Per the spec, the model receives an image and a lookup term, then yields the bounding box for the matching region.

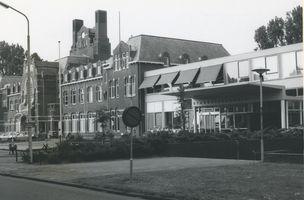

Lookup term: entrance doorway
[198,107,220,133]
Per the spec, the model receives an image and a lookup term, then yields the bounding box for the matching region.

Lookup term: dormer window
[80,69,84,79]
[64,73,68,82]
[179,53,190,64]
[159,52,170,67]
[97,65,102,75]
[71,71,76,80]
[198,55,208,61]
[88,67,92,77]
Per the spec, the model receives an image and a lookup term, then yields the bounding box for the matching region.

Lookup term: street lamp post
[0,1,33,163]
[252,68,270,162]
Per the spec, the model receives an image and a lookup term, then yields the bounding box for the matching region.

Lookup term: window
[164,57,170,66]
[110,80,115,99]
[110,109,116,131]
[125,78,129,96]
[80,113,86,133]
[88,67,92,77]
[116,109,120,131]
[97,65,102,75]
[296,51,303,75]
[126,52,129,68]
[72,114,78,133]
[238,60,249,81]
[79,69,84,79]
[79,88,84,103]
[96,85,102,102]
[266,56,278,79]
[114,55,118,71]
[71,71,76,80]
[131,76,135,96]
[115,79,119,98]
[22,90,25,104]
[281,52,297,77]
[103,71,107,83]
[88,113,96,133]
[87,87,93,103]
[64,73,68,82]
[15,99,18,111]
[225,62,238,83]
[63,91,68,105]
[252,57,266,80]
[71,90,76,105]
[10,100,14,111]
[122,53,125,69]
[64,114,71,134]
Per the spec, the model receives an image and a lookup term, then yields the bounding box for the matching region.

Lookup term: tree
[0,41,43,76]
[285,5,303,44]
[0,41,25,76]
[176,85,188,131]
[254,26,273,50]
[267,16,285,47]
[95,106,111,132]
[31,52,43,61]
[254,6,302,50]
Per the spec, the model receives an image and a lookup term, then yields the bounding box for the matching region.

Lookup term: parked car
[15,133,29,141]
[0,132,17,142]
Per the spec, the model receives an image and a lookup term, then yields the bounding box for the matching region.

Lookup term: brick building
[0,60,59,137]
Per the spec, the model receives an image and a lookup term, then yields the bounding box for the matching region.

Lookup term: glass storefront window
[252,57,265,80]
[238,60,249,82]
[281,52,297,77]
[225,62,238,84]
[266,56,279,79]
[296,51,303,75]
[235,114,247,128]
[155,113,162,128]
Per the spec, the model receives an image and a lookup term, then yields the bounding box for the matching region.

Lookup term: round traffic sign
[122,106,142,127]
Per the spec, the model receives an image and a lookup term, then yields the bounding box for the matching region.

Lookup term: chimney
[95,10,107,39]
[72,19,83,48]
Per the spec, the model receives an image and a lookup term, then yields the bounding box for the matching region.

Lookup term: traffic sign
[122,106,142,127]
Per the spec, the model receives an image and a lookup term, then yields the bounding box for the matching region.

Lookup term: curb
[0,173,177,200]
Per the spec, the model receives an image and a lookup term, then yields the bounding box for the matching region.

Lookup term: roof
[35,61,59,75]
[0,76,22,88]
[127,35,230,64]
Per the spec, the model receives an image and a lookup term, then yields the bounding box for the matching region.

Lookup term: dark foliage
[20,127,303,164]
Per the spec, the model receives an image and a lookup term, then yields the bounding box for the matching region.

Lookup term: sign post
[122,106,142,183]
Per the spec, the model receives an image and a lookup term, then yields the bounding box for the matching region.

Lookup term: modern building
[140,43,303,132]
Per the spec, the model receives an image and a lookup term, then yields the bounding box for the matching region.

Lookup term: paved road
[0,175,144,200]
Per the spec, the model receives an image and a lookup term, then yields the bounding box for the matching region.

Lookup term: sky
[0,0,302,62]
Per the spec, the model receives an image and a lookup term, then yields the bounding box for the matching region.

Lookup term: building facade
[0,60,60,136]
[140,43,303,132]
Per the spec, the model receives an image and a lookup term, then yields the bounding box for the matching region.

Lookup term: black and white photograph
[0,0,303,199]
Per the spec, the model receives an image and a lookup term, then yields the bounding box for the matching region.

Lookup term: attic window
[64,73,68,82]
[198,55,208,61]
[80,69,84,79]
[159,52,170,67]
[179,53,190,64]
[88,67,92,77]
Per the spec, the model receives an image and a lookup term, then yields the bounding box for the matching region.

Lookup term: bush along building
[140,43,303,133]
[0,60,59,137]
